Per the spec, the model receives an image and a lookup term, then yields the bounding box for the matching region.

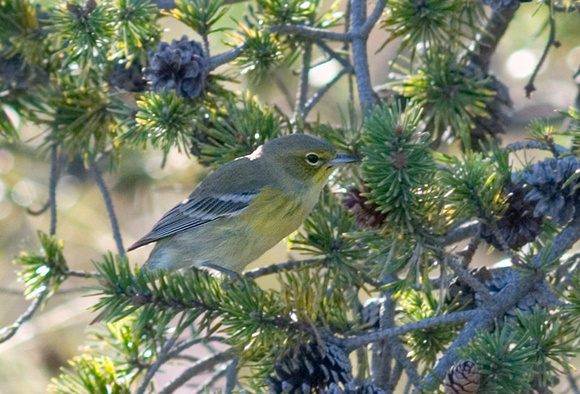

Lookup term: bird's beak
[327,153,361,166]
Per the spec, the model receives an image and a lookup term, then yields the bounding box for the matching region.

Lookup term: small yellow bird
[127,134,360,274]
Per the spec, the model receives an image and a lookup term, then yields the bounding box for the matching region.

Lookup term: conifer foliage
[1,0,580,392]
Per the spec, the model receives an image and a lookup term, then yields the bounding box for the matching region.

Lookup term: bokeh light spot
[505,49,538,79]
[566,46,580,71]
[309,59,341,87]
[0,150,14,174]
[12,180,38,207]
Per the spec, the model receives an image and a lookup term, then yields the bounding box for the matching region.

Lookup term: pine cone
[444,359,480,394]
[476,268,558,317]
[145,36,207,97]
[268,341,353,393]
[479,0,531,10]
[470,75,513,151]
[109,62,147,92]
[0,56,48,93]
[343,187,387,230]
[360,297,384,329]
[521,156,580,226]
[480,182,543,250]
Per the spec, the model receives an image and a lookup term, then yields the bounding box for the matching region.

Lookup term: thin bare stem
[293,40,313,125]
[390,337,420,390]
[389,361,404,393]
[224,357,238,394]
[27,200,49,216]
[91,162,125,257]
[350,0,374,112]
[136,335,179,394]
[158,350,235,394]
[269,24,349,42]
[443,222,480,246]
[360,0,388,37]
[316,40,352,69]
[446,254,492,305]
[208,44,246,70]
[342,309,478,351]
[0,290,48,344]
[194,368,227,394]
[65,269,99,279]
[166,336,227,360]
[504,140,568,155]
[201,33,210,59]
[49,145,60,236]
[244,259,321,278]
[525,6,558,98]
[423,216,580,389]
[303,67,352,118]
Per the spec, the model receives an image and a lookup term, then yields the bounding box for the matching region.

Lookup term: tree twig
[90,162,125,257]
[293,40,313,125]
[49,145,60,236]
[423,215,580,389]
[446,254,492,305]
[303,67,352,118]
[504,140,568,155]
[194,368,227,394]
[244,259,321,278]
[224,356,238,394]
[158,350,235,394]
[525,6,559,98]
[0,290,48,344]
[166,336,227,360]
[269,24,349,42]
[443,222,480,246]
[136,335,179,394]
[341,309,478,351]
[316,40,353,69]
[350,0,375,112]
[208,44,246,70]
[359,0,388,37]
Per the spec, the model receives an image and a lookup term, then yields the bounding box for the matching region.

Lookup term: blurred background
[0,1,579,392]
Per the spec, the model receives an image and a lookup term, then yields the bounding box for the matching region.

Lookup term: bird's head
[250,134,360,186]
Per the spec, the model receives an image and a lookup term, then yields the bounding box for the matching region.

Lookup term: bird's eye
[306,153,320,165]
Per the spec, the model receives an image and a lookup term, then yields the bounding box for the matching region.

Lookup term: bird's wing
[126,191,257,251]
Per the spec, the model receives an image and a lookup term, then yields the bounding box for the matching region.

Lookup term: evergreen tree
[1,0,580,392]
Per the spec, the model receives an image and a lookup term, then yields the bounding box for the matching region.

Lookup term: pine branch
[158,350,235,394]
[525,6,559,98]
[443,222,480,246]
[315,40,352,69]
[303,67,352,118]
[446,254,492,305]
[224,356,238,393]
[0,290,49,344]
[244,259,321,278]
[136,334,179,394]
[293,40,313,125]
[342,309,479,351]
[195,368,227,393]
[208,44,246,70]
[424,215,580,389]
[27,146,61,232]
[350,0,374,111]
[505,140,569,155]
[90,162,125,257]
[48,145,59,236]
[269,24,349,42]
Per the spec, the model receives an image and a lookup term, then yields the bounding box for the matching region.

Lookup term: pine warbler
[128,134,360,274]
